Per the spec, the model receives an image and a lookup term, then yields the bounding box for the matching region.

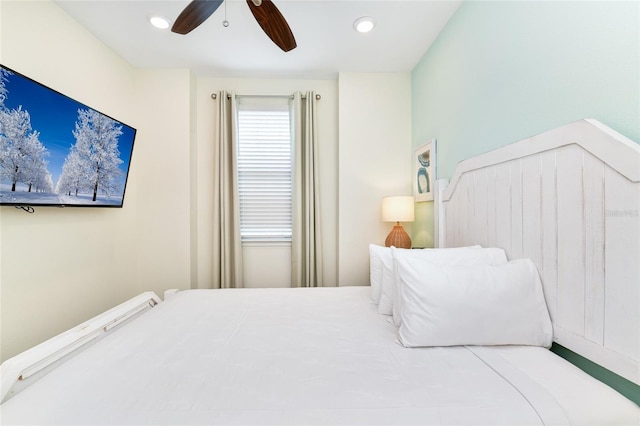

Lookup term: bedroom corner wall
[0,0,139,361]
[0,1,194,362]
[411,0,640,248]
[131,68,193,297]
[338,73,412,287]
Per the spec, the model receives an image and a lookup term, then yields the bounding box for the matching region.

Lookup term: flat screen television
[0,64,136,208]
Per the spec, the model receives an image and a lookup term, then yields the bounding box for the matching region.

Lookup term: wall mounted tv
[0,64,136,208]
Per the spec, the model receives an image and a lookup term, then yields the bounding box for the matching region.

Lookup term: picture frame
[414,139,436,202]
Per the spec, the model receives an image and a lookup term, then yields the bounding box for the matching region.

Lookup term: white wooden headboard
[439,119,639,385]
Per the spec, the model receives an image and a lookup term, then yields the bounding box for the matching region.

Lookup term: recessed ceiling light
[149,15,171,30]
[353,16,375,33]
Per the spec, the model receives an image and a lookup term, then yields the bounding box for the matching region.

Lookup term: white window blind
[237,99,292,242]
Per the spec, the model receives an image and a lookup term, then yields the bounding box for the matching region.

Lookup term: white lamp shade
[382,196,415,222]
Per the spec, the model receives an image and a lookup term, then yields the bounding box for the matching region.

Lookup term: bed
[1,119,638,425]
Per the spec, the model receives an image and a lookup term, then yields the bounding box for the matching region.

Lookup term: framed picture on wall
[414,139,436,202]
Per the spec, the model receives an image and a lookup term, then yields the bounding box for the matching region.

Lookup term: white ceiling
[54,0,462,79]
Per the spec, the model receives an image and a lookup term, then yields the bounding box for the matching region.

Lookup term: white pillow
[376,246,407,315]
[390,246,507,325]
[396,257,553,348]
[368,244,386,304]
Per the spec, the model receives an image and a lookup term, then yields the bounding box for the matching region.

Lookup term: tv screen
[0,65,136,208]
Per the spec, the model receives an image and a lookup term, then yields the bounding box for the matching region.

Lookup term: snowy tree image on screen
[0,65,135,207]
[56,109,123,201]
[0,69,52,195]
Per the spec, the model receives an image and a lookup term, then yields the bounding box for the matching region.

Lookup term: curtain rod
[211,93,321,100]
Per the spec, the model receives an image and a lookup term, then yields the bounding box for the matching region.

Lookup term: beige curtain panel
[212,90,244,288]
[291,91,323,287]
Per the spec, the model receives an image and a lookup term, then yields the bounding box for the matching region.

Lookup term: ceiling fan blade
[246,0,297,52]
[172,0,223,35]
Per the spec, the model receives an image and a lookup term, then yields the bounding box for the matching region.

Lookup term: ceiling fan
[171,0,297,52]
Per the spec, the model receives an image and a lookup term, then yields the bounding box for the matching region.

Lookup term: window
[236,99,292,242]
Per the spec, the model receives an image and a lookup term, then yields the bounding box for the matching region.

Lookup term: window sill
[241,240,292,248]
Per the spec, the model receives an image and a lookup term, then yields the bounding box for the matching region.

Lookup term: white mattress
[1,287,638,425]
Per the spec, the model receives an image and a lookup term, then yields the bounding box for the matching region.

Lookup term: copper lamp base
[385,223,411,249]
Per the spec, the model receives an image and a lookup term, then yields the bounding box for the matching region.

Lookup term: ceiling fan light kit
[171,0,296,52]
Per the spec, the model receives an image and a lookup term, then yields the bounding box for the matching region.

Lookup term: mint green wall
[411,0,639,248]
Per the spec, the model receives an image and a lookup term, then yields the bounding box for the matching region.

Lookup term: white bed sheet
[1,287,638,425]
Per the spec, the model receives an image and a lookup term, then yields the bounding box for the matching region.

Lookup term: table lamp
[382,196,414,249]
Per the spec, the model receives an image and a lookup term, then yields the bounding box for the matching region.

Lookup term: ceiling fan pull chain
[223,0,229,27]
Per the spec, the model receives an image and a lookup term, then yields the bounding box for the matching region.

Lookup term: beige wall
[0,1,414,360]
[0,0,141,361]
[338,73,413,286]
[0,1,194,361]
[132,68,193,296]
[195,75,413,289]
